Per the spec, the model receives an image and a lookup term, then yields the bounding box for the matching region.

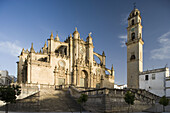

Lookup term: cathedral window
[130,55,136,60]
[64,48,67,55]
[145,75,149,81]
[132,19,134,25]
[131,33,135,40]
[136,12,138,15]
[55,46,67,55]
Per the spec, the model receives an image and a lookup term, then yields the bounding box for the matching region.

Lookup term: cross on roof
[133,2,136,9]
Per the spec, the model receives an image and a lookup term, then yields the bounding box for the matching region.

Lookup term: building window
[136,12,138,15]
[131,33,135,40]
[152,74,155,80]
[145,75,149,81]
[132,19,134,25]
[130,55,136,60]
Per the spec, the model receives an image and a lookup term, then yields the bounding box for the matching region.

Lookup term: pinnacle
[30,43,35,53]
[55,34,60,41]
[50,32,54,40]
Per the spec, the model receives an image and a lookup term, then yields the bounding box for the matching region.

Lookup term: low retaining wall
[70,86,159,113]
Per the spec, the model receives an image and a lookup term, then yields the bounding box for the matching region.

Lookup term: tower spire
[55,34,60,41]
[30,43,35,53]
[50,32,54,40]
[111,64,114,71]
[102,51,105,56]
[44,41,47,48]
[21,48,25,55]
[22,48,25,53]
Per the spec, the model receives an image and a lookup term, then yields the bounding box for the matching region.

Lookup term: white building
[166,77,170,98]
[114,84,127,89]
[0,70,12,85]
[139,67,170,97]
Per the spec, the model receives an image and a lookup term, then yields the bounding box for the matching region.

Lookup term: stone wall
[70,86,159,113]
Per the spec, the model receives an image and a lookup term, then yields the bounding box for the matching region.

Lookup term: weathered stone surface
[0,87,83,112]
[17,28,115,89]
[70,86,159,113]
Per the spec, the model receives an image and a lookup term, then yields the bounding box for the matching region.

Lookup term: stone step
[0,88,85,112]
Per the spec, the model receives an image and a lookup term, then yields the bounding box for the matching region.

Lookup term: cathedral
[17,28,115,88]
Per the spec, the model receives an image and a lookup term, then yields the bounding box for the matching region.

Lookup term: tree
[159,96,169,112]
[0,85,21,113]
[124,91,135,113]
[77,94,88,113]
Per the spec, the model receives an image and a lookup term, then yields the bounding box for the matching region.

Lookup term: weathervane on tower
[133,2,136,9]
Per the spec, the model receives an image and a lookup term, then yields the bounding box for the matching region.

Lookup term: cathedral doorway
[80,70,88,88]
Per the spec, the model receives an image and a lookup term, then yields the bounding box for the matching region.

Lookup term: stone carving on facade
[17,28,115,88]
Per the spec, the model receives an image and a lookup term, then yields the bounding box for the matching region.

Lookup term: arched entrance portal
[80,70,88,88]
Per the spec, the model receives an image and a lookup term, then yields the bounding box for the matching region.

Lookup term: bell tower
[126,7,144,88]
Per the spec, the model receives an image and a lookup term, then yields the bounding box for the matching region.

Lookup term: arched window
[136,12,138,15]
[131,33,135,40]
[132,19,134,25]
[130,55,136,60]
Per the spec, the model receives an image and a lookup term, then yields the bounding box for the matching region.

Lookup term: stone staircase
[0,87,83,112]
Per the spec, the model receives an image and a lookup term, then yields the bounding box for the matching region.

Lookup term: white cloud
[119,35,127,47]
[121,14,129,25]
[0,41,22,57]
[151,31,170,60]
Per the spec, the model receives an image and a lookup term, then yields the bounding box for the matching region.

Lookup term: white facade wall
[166,79,170,97]
[114,84,127,89]
[0,70,12,85]
[139,71,166,97]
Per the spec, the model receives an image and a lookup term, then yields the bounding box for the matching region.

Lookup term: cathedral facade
[17,28,114,88]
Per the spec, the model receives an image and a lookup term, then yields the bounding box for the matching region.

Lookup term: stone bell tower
[126,7,144,88]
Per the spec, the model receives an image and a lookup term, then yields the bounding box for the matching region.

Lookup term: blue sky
[0,0,170,84]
